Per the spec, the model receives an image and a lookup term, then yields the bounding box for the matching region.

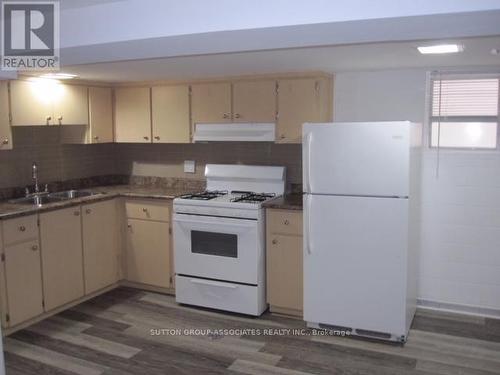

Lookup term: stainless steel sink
[9,195,65,206]
[48,190,100,199]
[9,190,102,206]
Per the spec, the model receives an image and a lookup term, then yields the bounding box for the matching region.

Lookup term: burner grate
[231,192,276,203]
[180,190,228,200]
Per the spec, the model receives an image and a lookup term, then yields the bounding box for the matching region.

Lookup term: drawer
[175,275,265,316]
[125,199,170,222]
[3,215,38,246]
[267,209,302,236]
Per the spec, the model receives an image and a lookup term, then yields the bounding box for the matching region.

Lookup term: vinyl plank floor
[4,287,500,375]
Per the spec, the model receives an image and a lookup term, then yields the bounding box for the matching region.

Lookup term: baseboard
[417,299,500,319]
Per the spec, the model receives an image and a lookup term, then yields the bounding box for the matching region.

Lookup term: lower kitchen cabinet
[39,206,85,311]
[3,240,44,326]
[266,209,303,316]
[126,218,171,288]
[82,199,120,294]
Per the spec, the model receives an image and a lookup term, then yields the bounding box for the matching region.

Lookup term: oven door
[173,213,261,285]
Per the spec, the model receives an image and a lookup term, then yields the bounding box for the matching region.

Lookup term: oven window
[191,231,238,258]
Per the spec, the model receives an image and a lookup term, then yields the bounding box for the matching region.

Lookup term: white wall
[334,69,500,315]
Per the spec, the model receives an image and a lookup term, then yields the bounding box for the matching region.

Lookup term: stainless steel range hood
[193,123,275,142]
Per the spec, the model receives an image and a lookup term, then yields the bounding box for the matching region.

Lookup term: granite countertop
[0,184,197,220]
[262,193,303,210]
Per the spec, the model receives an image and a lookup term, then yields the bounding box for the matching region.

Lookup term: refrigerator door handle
[305,194,313,254]
[304,131,313,193]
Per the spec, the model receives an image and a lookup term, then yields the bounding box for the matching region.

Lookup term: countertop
[0,184,197,220]
[262,193,303,211]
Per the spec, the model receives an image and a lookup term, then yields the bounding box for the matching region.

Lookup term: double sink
[9,190,102,207]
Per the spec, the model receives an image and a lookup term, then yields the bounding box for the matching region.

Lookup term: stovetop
[178,190,277,205]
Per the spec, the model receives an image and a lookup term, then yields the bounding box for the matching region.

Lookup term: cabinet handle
[85,208,92,214]
[280,134,286,139]
[19,225,26,232]
[74,211,80,216]
[57,116,63,122]
[127,224,132,229]
[142,208,148,213]
[2,139,8,145]
[154,136,160,140]
[284,219,290,225]
[144,136,149,140]
[234,113,241,119]
[46,116,51,124]
[31,244,38,251]
[223,113,230,119]
[94,136,99,141]
[272,239,278,245]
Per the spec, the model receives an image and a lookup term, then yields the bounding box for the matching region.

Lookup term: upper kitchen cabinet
[54,84,88,125]
[115,87,152,143]
[191,82,231,124]
[9,79,53,126]
[0,81,12,150]
[151,85,190,143]
[232,80,277,123]
[10,80,89,126]
[276,77,333,143]
[89,87,114,143]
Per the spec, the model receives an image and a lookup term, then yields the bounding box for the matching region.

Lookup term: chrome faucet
[32,162,40,193]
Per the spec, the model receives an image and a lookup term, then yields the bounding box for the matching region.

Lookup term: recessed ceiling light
[417,44,464,54]
[39,73,78,80]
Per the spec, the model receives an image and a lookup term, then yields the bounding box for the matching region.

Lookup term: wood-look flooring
[4,287,500,374]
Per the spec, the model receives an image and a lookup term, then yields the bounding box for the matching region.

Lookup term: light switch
[184,160,195,173]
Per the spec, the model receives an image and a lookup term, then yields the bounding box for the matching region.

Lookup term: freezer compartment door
[303,121,410,197]
[304,194,409,336]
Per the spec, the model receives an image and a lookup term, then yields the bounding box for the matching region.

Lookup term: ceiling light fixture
[39,73,78,80]
[417,44,463,54]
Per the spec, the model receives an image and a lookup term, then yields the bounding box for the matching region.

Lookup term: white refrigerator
[303,121,421,343]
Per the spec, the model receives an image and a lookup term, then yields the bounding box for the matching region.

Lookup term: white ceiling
[61,36,500,83]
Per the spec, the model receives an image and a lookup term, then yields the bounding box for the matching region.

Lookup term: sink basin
[9,195,65,206]
[49,190,100,199]
[9,190,102,206]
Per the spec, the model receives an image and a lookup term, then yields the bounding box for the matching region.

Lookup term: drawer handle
[142,208,148,212]
[85,208,92,214]
[19,225,26,232]
[154,136,160,140]
[272,239,278,245]
[2,139,8,145]
[284,220,290,225]
[143,136,149,140]
[31,245,38,251]
[74,211,80,216]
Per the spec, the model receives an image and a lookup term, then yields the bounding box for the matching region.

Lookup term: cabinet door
[277,78,331,143]
[89,87,113,143]
[115,87,152,143]
[0,81,12,150]
[232,80,276,122]
[4,240,44,326]
[55,84,88,125]
[266,234,303,313]
[152,85,190,143]
[9,80,53,126]
[126,219,170,288]
[82,200,119,294]
[191,82,231,124]
[40,206,84,311]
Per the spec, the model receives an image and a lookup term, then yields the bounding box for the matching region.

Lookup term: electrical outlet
[184,160,195,173]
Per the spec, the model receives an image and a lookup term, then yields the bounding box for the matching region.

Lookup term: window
[430,75,500,149]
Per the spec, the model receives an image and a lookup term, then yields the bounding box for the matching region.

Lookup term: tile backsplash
[0,128,302,191]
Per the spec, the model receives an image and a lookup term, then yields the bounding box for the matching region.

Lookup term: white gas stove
[173,164,285,316]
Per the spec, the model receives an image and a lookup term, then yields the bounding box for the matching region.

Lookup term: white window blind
[430,75,500,149]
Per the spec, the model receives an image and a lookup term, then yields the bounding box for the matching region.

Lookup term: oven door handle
[190,278,238,289]
[174,216,257,228]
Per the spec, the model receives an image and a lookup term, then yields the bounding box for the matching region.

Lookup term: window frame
[428,72,500,151]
